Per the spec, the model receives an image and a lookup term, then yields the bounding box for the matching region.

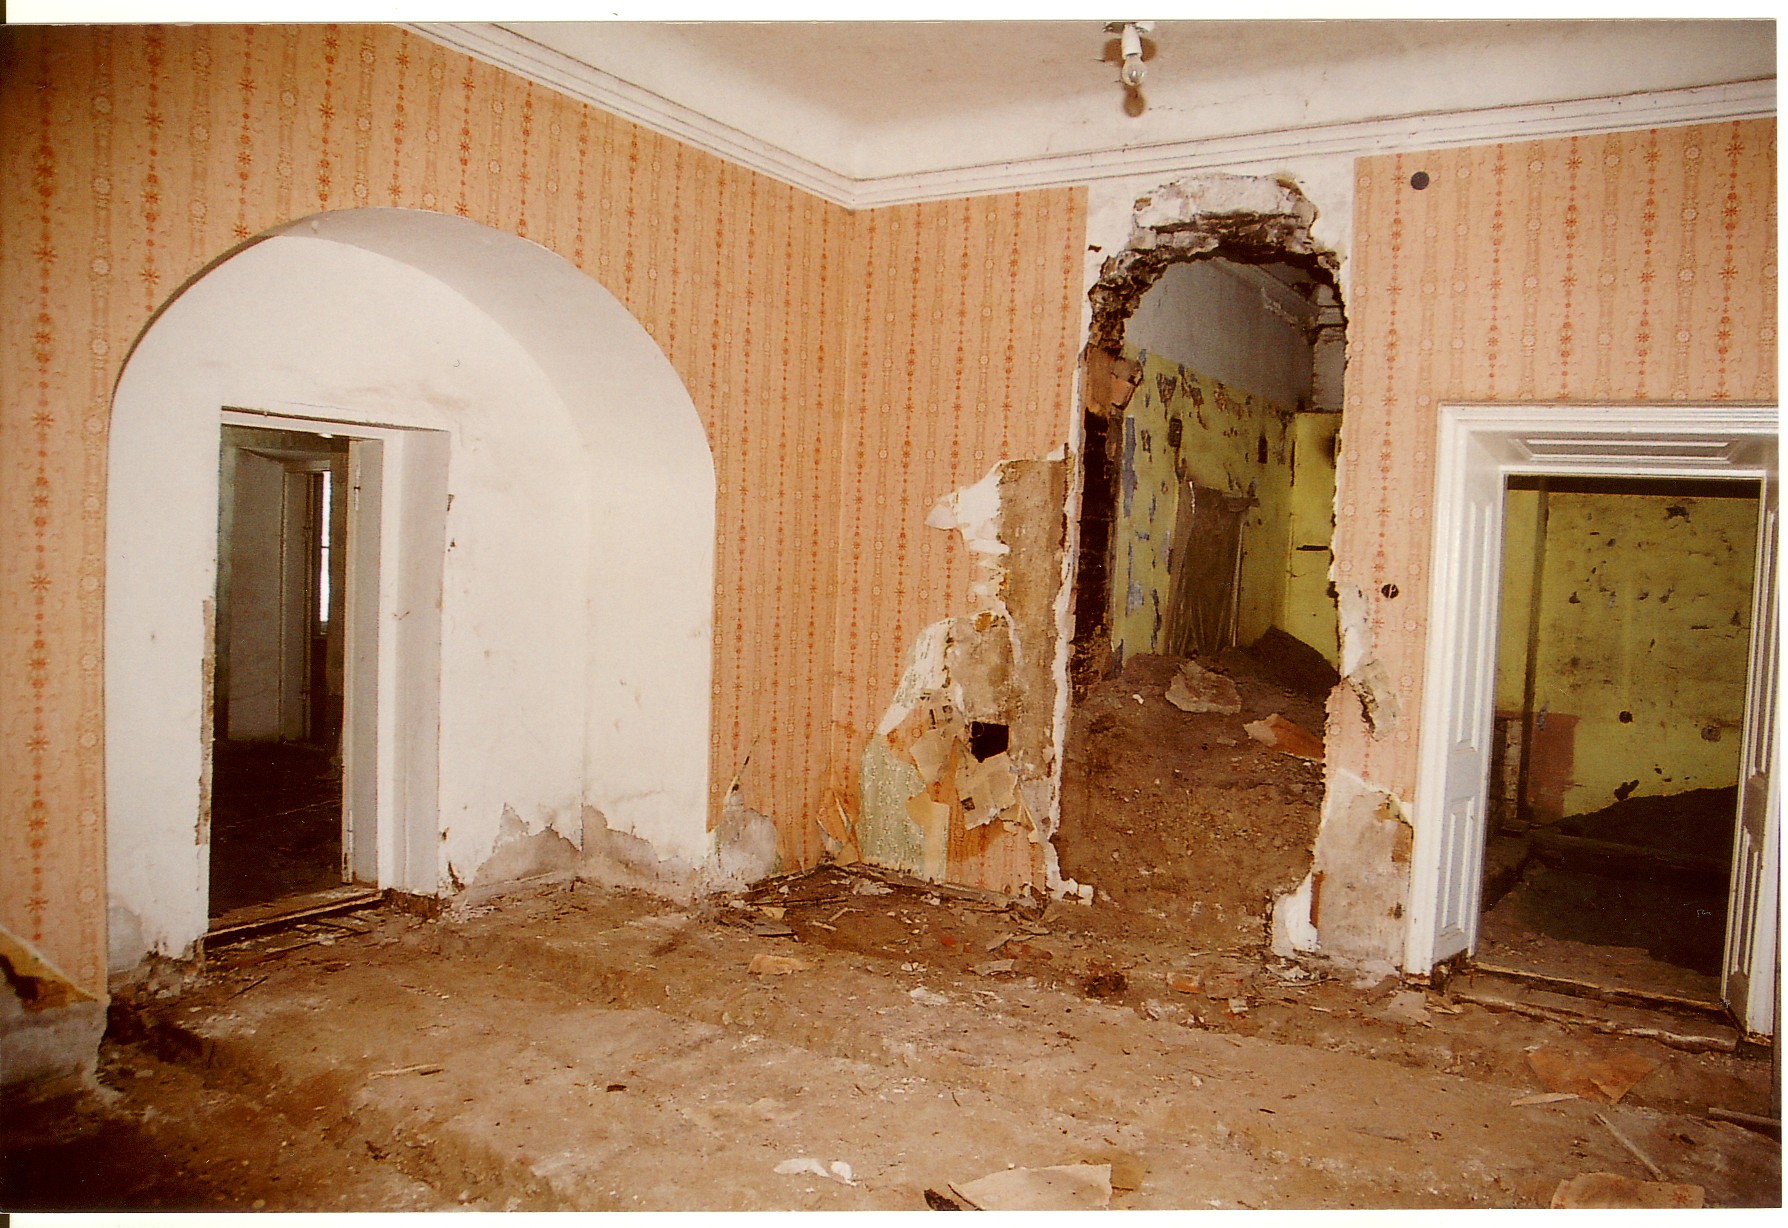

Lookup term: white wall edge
[409,22,1776,211]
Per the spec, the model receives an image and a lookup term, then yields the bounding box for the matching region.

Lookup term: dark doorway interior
[210,426,352,924]
[1475,475,1760,1006]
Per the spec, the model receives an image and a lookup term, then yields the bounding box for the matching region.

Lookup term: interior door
[1723,474,1778,1037]
[1421,435,1507,966]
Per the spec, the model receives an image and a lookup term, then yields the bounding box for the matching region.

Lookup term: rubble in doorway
[1056,645,1326,959]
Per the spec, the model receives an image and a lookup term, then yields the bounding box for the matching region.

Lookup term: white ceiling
[422,18,1775,206]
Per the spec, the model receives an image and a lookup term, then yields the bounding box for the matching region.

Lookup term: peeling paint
[859,736,927,874]
[576,805,701,903]
[471,805,583,890]
[1287,765,1413,966]
[708,794,781,889]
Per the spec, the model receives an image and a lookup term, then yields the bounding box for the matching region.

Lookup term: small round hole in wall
[1410,171,1431,190]
[1619,710,1634,723]
[1381,583,1400,599]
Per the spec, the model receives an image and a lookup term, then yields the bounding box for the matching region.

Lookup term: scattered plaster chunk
[1243,713,1324,761]
[1165,660,1242,714]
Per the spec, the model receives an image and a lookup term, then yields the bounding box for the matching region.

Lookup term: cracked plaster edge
[1272,764,1416,969]
[1083,165,1357,316]
[1334,581,1401,737]
[1048,367,1094,903]
[858,460,1093,897]
[457,791,783,911]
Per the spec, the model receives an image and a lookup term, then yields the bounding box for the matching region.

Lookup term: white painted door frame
[1407,403,1778,1032]
[220,408,450,899]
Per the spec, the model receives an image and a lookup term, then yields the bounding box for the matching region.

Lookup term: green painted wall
[1110,347,1308,663]
[1496,484,1759,818]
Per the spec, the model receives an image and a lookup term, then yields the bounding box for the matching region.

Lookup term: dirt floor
[3,652,1780,1213]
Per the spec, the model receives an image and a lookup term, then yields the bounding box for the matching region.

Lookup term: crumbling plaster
[853,460,1075,898]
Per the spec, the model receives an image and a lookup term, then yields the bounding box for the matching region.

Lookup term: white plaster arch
[106,209,714,971]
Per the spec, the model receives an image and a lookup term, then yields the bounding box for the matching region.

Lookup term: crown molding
[412,23,1776,211]
[410,22,860,205]
[847,78,1779,207]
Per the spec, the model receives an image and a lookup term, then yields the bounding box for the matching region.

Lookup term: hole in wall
[967,721,1010,762]
[1057,177,1347,957]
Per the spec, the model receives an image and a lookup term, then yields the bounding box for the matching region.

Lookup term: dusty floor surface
[3,653,1779,1213]
[1478,785,1738,1005]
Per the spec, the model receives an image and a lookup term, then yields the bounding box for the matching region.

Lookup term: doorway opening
[210,425,362,927]
[1475,474,1761,1006]
[1057,176,1349,961]
[1406,402,1777,1039]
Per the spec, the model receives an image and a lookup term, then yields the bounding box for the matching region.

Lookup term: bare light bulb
[1119,22,1146,89]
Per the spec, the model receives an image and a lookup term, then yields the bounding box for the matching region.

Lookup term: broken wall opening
[1058,174,1347,950]
[1477,474,1761,1004]
[1072,184,1346,696]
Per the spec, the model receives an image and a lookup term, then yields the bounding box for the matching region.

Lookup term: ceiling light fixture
[1106,20,1154,91]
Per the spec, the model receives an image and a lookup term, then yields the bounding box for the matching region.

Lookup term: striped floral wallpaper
[1333,120,1778,802]
[823,193,1087,835]
[0,23,1088,995]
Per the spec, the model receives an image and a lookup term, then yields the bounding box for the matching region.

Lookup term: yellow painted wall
[1279,411,1342,665]
[1110,347,1295,662]
[1496,488,1545,712]
[1496,485,1758,818]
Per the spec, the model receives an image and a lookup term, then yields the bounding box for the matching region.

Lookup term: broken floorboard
[739,862,1028,913]
[1451,971,1744,1056]
[207,884,383,945]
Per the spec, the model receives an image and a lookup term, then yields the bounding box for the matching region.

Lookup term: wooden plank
[1529,830,1729,883]
[207,884,382,943]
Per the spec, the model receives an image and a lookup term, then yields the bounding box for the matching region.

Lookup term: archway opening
[106,209,715,975]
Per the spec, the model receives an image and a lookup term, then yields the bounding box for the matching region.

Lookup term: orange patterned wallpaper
[821,193,1086,849]
[0,24,1088,995]
[1333,120,1777,802]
